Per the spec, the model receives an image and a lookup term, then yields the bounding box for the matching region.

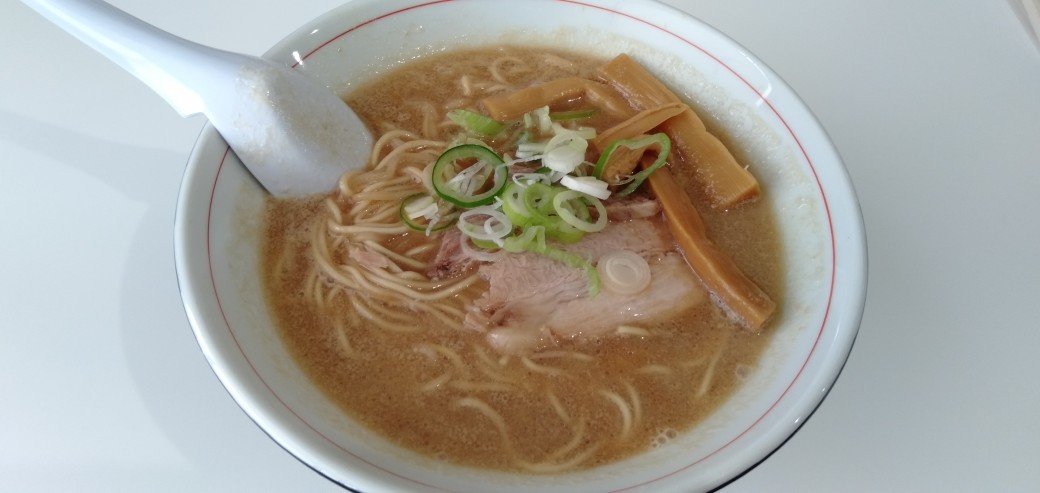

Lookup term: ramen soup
[261,47,782,473]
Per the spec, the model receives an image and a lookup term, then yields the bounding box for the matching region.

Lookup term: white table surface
[3,0,1039,491]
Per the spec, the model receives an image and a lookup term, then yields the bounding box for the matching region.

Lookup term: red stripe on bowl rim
[204,1,838,490]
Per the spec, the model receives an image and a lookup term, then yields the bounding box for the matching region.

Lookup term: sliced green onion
[550,108,597,121]
[402,194,436,219]
[499,182,586,244]
[571,161,596,177]
[420,161,436,194]
[518,143,547,153]
[457,206,512,244]
[619,154,670,197]
[399,194,457,234]
[594,133,671,196]
[552,123,596,140]
[523,182,558,216]
[516,130,531,145]
[560,175,611,200]
[533,106,552,133]
[515,142,547,158]
[448,109,504,137]
[542,133,588,173]
[553,190,607,233]
[511,172,551,188]
[502,183,530,221]
[471,237,501,250]
[432,145,508,207]
[529,183,584,242]
[551,221,585,244]
[502,225,547,253]
[597,250,651,295]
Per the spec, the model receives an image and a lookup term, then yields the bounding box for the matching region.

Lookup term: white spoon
[22,0,372,197]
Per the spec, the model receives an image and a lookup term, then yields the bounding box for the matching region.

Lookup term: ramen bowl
[174,0,866,491]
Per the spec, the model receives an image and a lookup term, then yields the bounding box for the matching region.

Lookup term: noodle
[328,223,409,235]
[421,371,453,392]
[616,325,651,337]
[474,347,518,384]
[516,420,600,473]
[456,397,513,452]
[521,357,570,377]
[351,296,420,333]
[370,129,421,167]
[696,331,734,397]
[543,418,588,462]
[460,74,473,97]
[698,346,726,398]
[546,390,572,424]
[599,389,634,440]
[416,343,470,376]
[540,53,580,72]
[449,380,515,393]
[518,443,602,474]
[529,350,595,362]
[636,364,673,376]
[624,381,643,426]
[490,55,528,85]
[331,317,358,358]
[405,243,437,256]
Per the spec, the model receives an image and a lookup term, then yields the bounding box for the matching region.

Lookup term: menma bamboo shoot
[645,163,776,330]
[591,102,685,151]
[597,54,760,209]
[480,77,633,122]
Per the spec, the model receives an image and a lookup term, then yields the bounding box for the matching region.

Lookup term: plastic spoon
[21,0,372,197]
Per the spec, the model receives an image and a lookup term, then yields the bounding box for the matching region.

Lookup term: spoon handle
[21,0,239,116]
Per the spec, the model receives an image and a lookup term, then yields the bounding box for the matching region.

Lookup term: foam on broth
[261,46,782,472]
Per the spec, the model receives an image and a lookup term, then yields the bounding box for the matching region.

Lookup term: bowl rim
[174,0,868,491]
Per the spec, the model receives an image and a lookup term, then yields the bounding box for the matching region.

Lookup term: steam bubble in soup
[261,46,782,472]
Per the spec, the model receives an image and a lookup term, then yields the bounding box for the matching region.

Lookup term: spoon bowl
[22,0,372,197]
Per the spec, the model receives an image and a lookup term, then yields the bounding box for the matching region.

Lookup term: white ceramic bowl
[175,0,867,491]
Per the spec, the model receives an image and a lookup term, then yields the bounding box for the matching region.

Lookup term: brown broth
[261,47,782,472]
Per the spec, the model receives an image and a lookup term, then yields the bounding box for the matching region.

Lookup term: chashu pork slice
[465,218,706,354]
